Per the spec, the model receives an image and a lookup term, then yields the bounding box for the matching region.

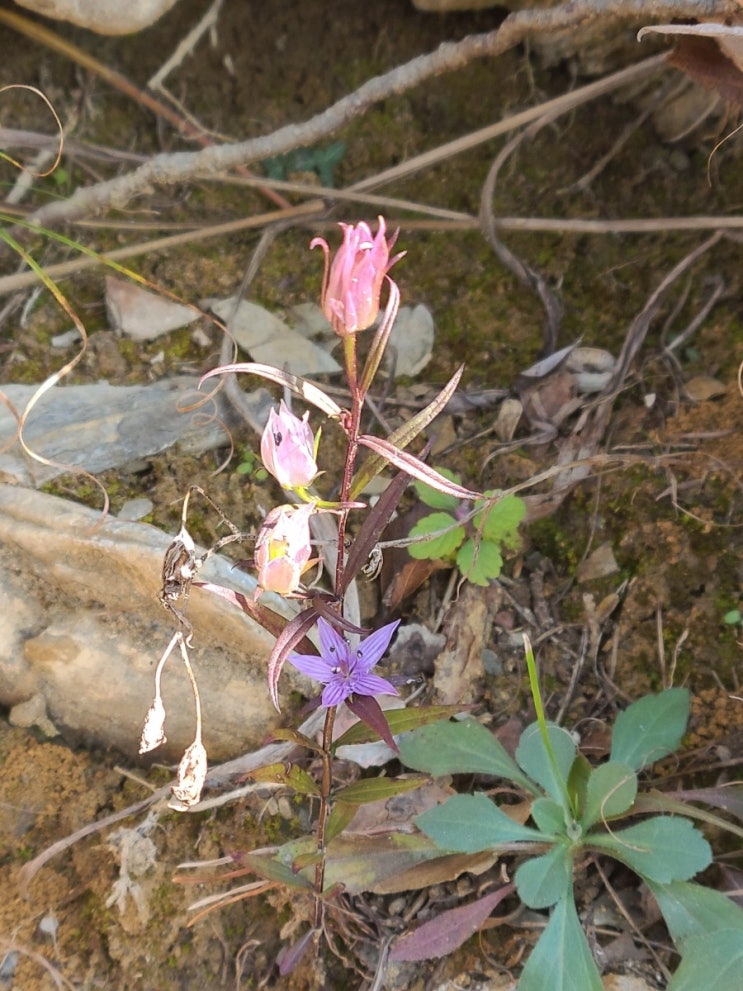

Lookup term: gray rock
[0,484,304,760]
[0,378,230,486]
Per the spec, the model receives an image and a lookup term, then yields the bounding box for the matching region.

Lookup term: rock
[0,484,305,761]
[105,276,199,341]
[0,378,232,486]
[12,0,182,35]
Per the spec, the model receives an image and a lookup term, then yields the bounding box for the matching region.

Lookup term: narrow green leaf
[399,719,537,793]
[478,493,525,544]
[590,817,712,883]
[334,775,426,806]
[515,845,573,909]
[581,761,638,830]
[645,879,743,946]
[249,762,320,796]
[335,704,467,748]
[237,851,314,891]
[610,688,690,771]
[416,794,544,853]
[413,469,462,511]
[408,512,465,559]
[516,723,577,809]
[456,538,503,585]
[669,930,743,991]
[517,895,603,991]
[325,801,358,844]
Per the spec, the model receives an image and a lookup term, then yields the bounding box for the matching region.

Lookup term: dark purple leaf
[340,468,411,594]
[346,694,399,753]
[267,607,319,710]
[390,884,514,962]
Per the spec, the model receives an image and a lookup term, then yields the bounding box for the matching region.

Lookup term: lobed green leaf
[515,844,574,909]
[590,816,712,883]
[610,688,690,771]
[416,793,543,853]
[399,718,536,792]
[408,512,465,559]
[517,894,603,991]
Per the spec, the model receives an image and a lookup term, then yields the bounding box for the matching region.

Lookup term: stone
[0,378,231,486]
[12,0,182,35]
[0,484,305,761]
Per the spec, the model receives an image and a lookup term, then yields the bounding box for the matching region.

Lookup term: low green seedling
[408,470,525,585]
[397,643,743,989]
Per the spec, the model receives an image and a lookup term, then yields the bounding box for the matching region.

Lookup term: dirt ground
[0,0,741,989]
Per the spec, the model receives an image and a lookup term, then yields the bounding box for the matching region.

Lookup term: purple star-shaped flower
[288,618,400,708]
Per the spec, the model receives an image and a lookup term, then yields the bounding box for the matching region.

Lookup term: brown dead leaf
[669,36,743,105]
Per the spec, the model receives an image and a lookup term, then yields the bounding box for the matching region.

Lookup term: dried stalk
[17,0,737,230]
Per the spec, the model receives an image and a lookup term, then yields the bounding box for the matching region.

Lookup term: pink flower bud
[311,216,402,336]
[254,502,315,596]
[260,401,318,490]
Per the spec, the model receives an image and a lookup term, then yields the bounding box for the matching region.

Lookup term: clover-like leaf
[476,493,525,545]
[456,538,503,585]
[408,512,465,560]
[413,468,462,511]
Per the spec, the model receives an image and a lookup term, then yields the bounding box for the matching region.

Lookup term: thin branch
[19,0,736,229]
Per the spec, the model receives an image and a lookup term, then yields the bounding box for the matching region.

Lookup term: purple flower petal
[317,618,350,666]
[322,680,352,707]
[288,652,333,683]
[353,673,399,698]
[353,619,400,673]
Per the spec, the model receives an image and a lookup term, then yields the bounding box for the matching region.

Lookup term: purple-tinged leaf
[311,595,368,635]
[669,785,743,821]
[357,435,481,500]
[277,928,317,976]
[349,365,465,499]
[390,884,514,962]
[200,361,343,419]
[267,607,320,711]
[346,694,399,753]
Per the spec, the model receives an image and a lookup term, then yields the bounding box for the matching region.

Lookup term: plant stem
[312,703,337,929]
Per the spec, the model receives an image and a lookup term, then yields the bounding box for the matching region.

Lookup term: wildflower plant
[140,215,490,961]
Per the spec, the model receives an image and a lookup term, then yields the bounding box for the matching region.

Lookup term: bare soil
[0,1,741,989]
